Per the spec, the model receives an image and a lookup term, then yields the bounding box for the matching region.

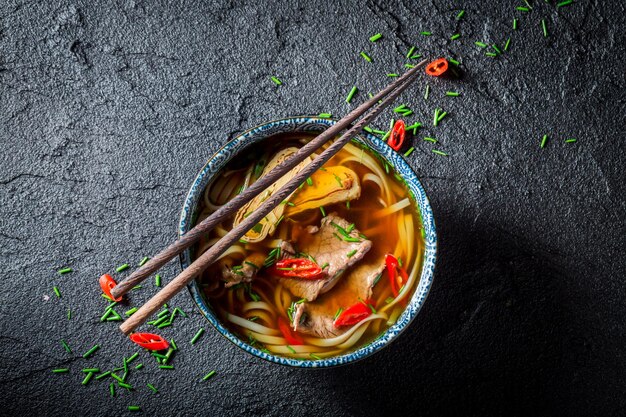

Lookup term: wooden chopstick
[111,61,428,299]
[119,59,427,335]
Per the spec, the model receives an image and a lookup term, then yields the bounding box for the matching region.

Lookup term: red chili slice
[269,258,324,280]
[387,120,405,151]
[425,58,449,77]
[129,332,170,351]
[278,317,304,345]
[99,273,122,302]
[334,300,374,327]
[385,254,409,298]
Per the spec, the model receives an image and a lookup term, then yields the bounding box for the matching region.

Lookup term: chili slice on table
[385,254,409,298]
[99,273,122,302]
[129,332,170,351]
[278,317,304,345]
[388,120,406,151]
[269,258,324,279]
[334,300,375,327]
[425,58,449,77]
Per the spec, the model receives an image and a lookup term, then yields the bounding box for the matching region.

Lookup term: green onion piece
[135,363,143,370]
[82,368,100,373]
[202,370,217,381]
[360,51,372,62]
[504,37,512,51]
[433,108,439,126]
[386,73,398,77]
[346,250,357,258]
[270,76,282,86]
[393,104,407,112]
[82,344,100,358]
[565,138,577,143]
[334,307,343,320]
[52,368,69,373]
[404,63,415,69]
[131,285,142,290]
[345,86,358,103]
[318,113,332,118]
[410,53,422,60]
[475,41,487,48]
[446,91,460,97]
[126,352,139,364]
[541,19,548,37]
[128,406,141,412]
[437,111,448,123]
[346,200,351,209]
[125,307,138,316]
[420,31,432,36]
[513,19,519,30]
[485,52,498,57]
[147,383,158,393]
[159,365,174,370]
[58,267,72,274]
[82,372,94,385]
[67,308,71,320]
[404,147,415,157]
[363,126,374,133]
[191,328,205,345]
[424,85,430,100]
[286,345,296,353]
[456,10,465,19]
[119,382,133,390]
[310,353,322,360]
[423,137,438,143]
[320,206,326,217]
[517,6,530,12]
[450,33,461,41]
[95,371,111,380]
[448,58,460,66]
[61,339,72,353]
[369,33,382,42]
[116,264,129,272]
[53,286,61,298]
[174,307,187,318]
[406,46,415,58]
[111,373,124,383]
[492,44,502,54]
[106,309,122,322]
[432,149,449,156]
[155,274,161,287]
[138,256,149,266]
[541,134,549,148]
[557,0,573,7]
[385,296,395,304]
[109,383,115,397]
[306,177,313,187]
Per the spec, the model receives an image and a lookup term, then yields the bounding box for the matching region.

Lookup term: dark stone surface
[1,0,625,416]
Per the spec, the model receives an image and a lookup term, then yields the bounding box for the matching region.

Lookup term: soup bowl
[179,116,437,367]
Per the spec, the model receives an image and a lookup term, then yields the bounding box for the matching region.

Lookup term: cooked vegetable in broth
[193,133,425,360]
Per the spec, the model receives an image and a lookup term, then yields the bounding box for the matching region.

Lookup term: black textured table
[1,1,625,416]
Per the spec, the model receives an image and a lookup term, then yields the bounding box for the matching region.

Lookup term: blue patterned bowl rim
[179,116,437,368]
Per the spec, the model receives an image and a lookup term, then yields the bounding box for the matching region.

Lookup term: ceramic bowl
[179,116,437,367]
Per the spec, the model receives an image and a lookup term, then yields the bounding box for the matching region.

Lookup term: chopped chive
[306,177,313,186]
[517,6,530,12]
[333,173,344,187]
[106,309,122,322]
[131,285,142,290]
[147,383,158,393]
[170,339,178,351]
[82,344,100,358]
[52,368,69,373]
[159,365,174,370]
[424,85,430,100]
[410,53,422,60]
[433,108,439,126]
[82,372,94,385]
[450,33,461,41]
[318,113,332,118]
[202,370,217,381]
[485,52,498,57]
[557,0,573,7]
[125,307,138,316]
[138,256,149,266]
[119,382,133,390]
[404,147,415,157]
[286,345,296,353]
[67,308,71,320]
[345,86,358,103]
[321,262,329,270]
[541,19,548,37]
[541,134,549,148]
[126,352,139,364]
[513,19,519,30]
[116,264,129,272]
[437,111,448,123]
[310,353,322,360]
[109,383,115,397]
[448,58,459,66]
[504,37,512,51]
[475,41,488,48]
[95,371,111,380]
[174,307,187,318]
[492,44,502,55]
[82,368,100,373]
[369,33,382,42]
[423,137,438,143]
[404,63,415,69]
[406,46,415,58]
[406,122,421,130]
[373,273,383,287]
[135,363,143,370]
[456,9,465,19]
[346,200,351,209]
[128,406,141,412]
[61,339,72,354]
[111,373,124,383]
[320,206,326,217]
[385,296,395,304]
[155,274,161,287]
[360,51,372,62]
[386,73,398,77]
[346,250,357,258]
[432,149,449,156]
[191,328,205,345]
[393,104,407,112]
[334,307,343,320]
[565,138,577,143]
[53,286,61,298]
[420,31,432,36]
[445,91,460,97]
[363,126,374,133]
[270,76,282,86]
[58,267,72,275]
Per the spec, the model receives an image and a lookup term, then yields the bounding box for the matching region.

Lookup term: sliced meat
[293,259,385,338]
[276,213,371,301]
[221,252,265,288]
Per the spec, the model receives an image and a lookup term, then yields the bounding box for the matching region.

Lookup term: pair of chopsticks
[114,59,428,335]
